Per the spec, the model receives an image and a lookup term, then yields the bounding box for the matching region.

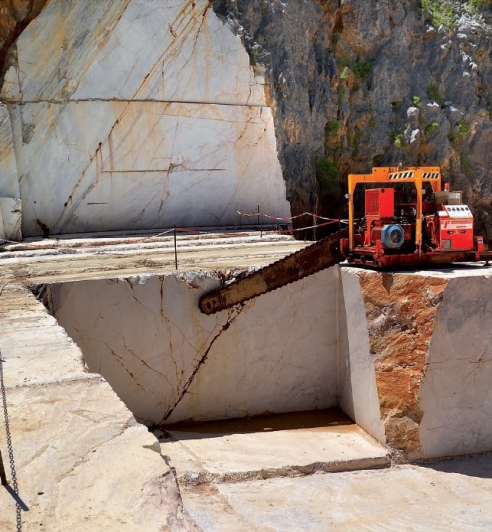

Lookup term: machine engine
[362,186,476,254]
[345,167,485,267]
[363,188,412,250]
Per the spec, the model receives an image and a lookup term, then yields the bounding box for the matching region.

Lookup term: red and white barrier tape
[236,210,338,222]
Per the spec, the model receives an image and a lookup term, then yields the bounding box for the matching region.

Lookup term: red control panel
[438,205,474,251]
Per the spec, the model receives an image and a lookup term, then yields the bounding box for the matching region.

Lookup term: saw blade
[199,230,346,315]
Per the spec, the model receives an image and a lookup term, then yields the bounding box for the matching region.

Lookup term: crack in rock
[160,306,243,423]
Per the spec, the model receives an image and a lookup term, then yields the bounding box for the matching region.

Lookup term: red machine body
[434,204,474,251]
[365,188,394,218]
[199,166,492,315]
[341,167,484,267]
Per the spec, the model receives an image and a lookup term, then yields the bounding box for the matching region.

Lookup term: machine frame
[343,166,484,266]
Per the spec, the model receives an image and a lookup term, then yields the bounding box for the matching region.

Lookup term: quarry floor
[1,229,492,530]
[159,413,492,531]
[179,453,492,531]
[0,228,310,283]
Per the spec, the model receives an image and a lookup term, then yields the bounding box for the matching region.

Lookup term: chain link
[0,349,22,531]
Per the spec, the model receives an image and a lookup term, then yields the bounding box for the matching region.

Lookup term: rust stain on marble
[358,272,448,454]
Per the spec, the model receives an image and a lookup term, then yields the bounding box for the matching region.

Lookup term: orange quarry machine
[199,166,491,315]
[341,166,485,266]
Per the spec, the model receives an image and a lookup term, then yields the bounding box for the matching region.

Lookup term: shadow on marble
[420,452,492,479]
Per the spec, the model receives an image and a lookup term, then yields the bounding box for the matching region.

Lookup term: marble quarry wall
[45,268,342,427]
[44,266,492,459]
[0,105,21,241]
[0,0,290,238]
[344,268,492,460]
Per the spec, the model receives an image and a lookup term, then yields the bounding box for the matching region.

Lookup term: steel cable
[0,349,22,531]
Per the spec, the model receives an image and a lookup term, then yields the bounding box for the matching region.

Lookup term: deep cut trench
[34,268,385,447]
[33,267,492,462]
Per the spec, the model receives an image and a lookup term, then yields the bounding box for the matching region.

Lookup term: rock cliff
[0,0,491,240]
[211,0,492,240]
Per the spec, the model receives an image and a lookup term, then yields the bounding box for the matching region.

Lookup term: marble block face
[0,197,22,241]
[47,269,340,426]
[343,269,492,459]
[1,0,290,236]
[0,106,20,200]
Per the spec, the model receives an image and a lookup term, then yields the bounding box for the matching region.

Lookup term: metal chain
[0,349,22,531]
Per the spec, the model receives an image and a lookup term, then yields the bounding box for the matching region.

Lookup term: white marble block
[0,197,22,241]
[1,0,290,236]
[47,269,340,426]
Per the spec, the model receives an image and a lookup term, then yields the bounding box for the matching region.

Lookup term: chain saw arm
[199,231,346,315]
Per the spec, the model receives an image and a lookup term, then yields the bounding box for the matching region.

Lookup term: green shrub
[247,46,260,65]
[353,61,372,80]
[338,53,351,67]
[460,151,474,177]
[326,119,342,139]
[466,0,491,13]
[338,84,345,104]
[427,82,445,106]
[412,95,422,108]
[315,156,340,195]
[389,130,406,148]
[394,134,405,148]
[458,120,471,137]
[425,121,439,135]
[350,128,364,147]
[373,154,384,166]
[421,0,456,28]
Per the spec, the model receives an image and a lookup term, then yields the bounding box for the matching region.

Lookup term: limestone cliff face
[211,1,492,240]
[1,1,492,239]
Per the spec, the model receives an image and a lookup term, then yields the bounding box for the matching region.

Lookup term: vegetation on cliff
[212,0,492,242]
[0,1,491,242]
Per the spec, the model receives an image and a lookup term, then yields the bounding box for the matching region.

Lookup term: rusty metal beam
[199,232,345,315]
